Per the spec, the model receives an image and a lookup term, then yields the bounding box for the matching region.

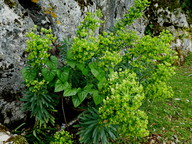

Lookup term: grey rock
[0,100,26,125]
[156,8,189,28]
[0,0,32,126]
[0,123,27,143]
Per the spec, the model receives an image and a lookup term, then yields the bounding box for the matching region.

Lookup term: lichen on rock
[4,0,17,8]
[0,123,27,144]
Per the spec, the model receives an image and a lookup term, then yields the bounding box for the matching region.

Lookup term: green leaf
[108,129,117,139]
[67,60,76,68]
[101,127,107,144]
[42,68,57,82]
[63,88,78,96]
[56,69,61,77]
[97,78,106,90]
[46,56,58,69]
[77,63,89,76]
[21,67,37,81]
[84,83,94,91]
[77,63,84,71]
[93,126,99,144]
[89,63,99,78]
[72,95,81,108]
[59,68,70,83]
[82,67,89,76]
[89,62,106,81]
[92,90,105,105]
[55,80,70,92]
[78,90,88,103]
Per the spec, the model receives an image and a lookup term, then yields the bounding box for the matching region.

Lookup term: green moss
[4,0,17,8]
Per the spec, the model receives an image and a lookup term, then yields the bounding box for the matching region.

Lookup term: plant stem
[62,97,68,130]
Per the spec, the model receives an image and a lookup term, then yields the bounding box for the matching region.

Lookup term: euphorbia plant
[21,0,176,143]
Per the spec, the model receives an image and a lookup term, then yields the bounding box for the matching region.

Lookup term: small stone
[154,3,158,8]
[0,52,4,60]
[0,132,10,142]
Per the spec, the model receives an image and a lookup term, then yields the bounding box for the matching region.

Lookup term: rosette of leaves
[50,130,73,144]
[75,107,118,144]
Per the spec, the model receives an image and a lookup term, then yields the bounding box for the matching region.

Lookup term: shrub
[21,0,176,143]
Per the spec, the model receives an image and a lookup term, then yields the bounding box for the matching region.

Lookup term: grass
[142,65,192,143]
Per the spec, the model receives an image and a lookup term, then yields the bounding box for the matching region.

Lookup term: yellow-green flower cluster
[99,70,149,137]
[25,26,56,66]
[76,10,103,37]
[68,36,99,63]
[50,130,73,144]
[26,79,48,93]
[67,10,103,64]
[98,51,122,70]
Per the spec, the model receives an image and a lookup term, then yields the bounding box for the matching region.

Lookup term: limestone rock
[0,123,27,144]
[0,0,34,126]
[145,0,192,65]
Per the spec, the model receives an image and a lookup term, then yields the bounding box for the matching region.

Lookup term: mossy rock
[0,124,9,133]
[0,124,28,144]
[4,0,17,8]
[148,0,180,11]
[5,135,28,144]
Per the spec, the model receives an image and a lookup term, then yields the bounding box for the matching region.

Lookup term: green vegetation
[75,107,118,144]
[20,0,180,143]
[21,26,57,128]
[142,64,192,143]
[185,52,192,66]
[50,130,73,144]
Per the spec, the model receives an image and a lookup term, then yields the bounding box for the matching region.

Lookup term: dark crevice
[17,0,51,28]
[163,22,172,27]
[2,89,17,102]
[17,0,39,10]
[6,111,12,118]
[75,0,93,9]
